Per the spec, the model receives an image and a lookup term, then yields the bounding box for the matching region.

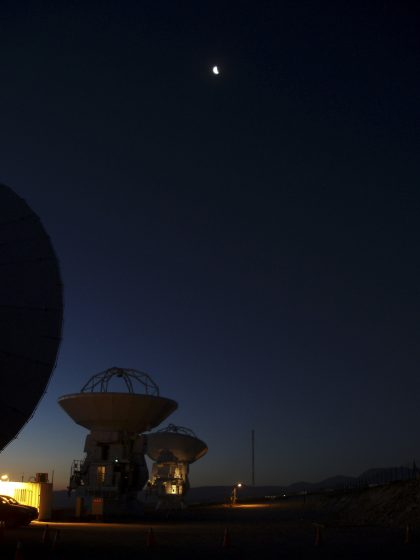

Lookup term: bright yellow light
[0,474,9,481]
[0,481,40,510]
[236,503,267,509]
[237,483,242,488]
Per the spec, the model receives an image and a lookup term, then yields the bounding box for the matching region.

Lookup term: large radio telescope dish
[147,423,208,463]
[0,184,63,452]
[58,367,178,433]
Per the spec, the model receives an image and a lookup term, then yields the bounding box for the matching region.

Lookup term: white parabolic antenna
[147,424,208,463]
[58,367,178,433]
[0,183,63,452]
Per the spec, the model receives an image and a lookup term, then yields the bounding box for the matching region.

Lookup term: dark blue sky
[1,1,420,489]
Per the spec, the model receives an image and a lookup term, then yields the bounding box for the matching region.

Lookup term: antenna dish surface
[147,424,208,463]
[0,183,63,452]
[58,367,178,433]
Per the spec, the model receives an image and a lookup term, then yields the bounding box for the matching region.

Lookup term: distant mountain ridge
[279,465,415,494]
[186,465,416,503]
[52,465,417,508]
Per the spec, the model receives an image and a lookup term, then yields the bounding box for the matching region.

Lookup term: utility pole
[251,429,255,486]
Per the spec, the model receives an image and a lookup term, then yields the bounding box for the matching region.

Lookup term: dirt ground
[3,483,420,559]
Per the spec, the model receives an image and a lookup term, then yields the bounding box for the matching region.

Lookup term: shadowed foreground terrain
[3,480,420,559]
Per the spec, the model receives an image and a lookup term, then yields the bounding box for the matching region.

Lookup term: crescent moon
[212,66,220,75]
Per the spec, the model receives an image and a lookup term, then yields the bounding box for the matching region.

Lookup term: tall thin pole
[251,429,255,486]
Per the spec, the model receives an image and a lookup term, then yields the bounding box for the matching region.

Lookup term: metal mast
[251,429,255,486]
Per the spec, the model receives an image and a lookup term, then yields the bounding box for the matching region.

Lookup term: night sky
[1,1,420,490]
